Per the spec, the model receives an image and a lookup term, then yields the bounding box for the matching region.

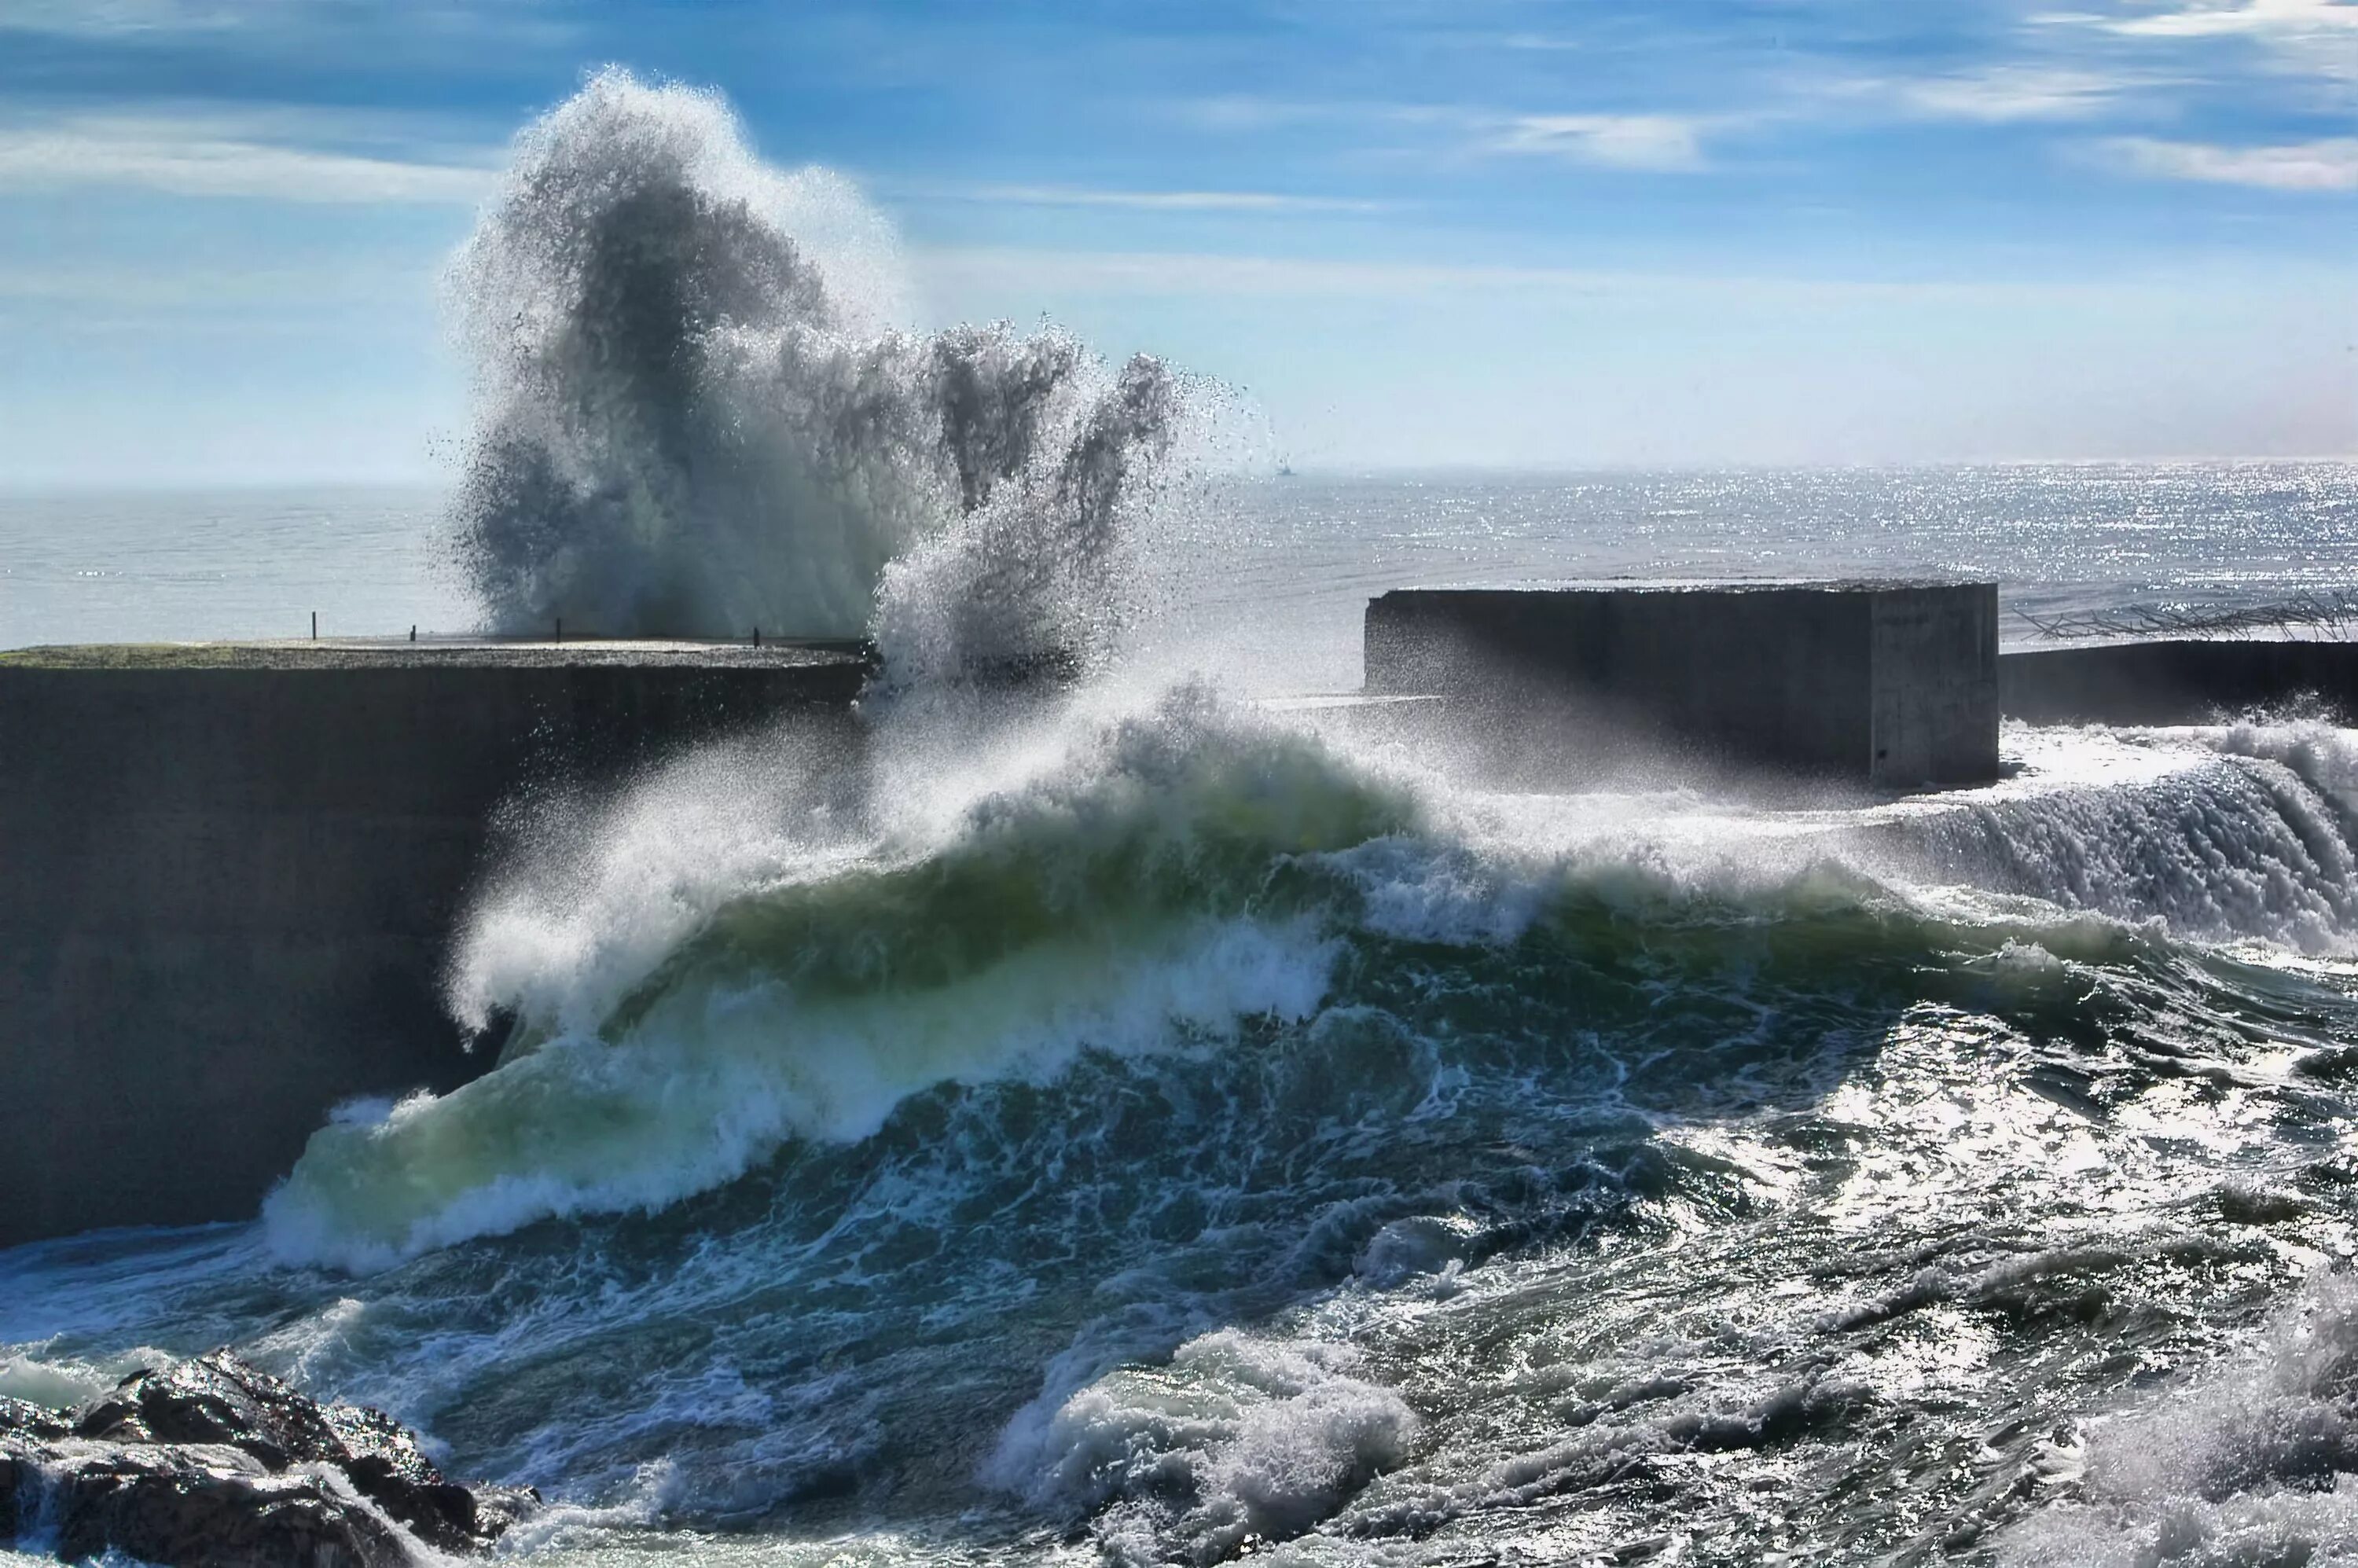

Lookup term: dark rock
[76,1356,344,1471]
[42,1438,416,1568]
[1,1401,72,1540]
[2,1353,534,1566]
[0,1397,72,1440]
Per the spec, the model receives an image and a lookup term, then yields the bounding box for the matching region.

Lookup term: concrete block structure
[2000,638,2358,725]
[0,642,869,1248]
[1364,582,2000,788]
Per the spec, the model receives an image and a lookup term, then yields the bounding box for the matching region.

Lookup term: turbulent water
[13,72,2358,1568]
[17,707,2358,1567]
[446,68,1192,686]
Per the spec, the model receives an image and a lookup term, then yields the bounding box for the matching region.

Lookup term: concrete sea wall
[9,623,2353,1252]
[2000,639,2358,725]
[1364,582,2000,788]
[0,649,866,1250]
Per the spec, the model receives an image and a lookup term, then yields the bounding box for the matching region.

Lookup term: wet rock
[1,1352,535,1566]
[74,1354,347,1470]
[0,1397,72,1440]
[35,1438,416,1568]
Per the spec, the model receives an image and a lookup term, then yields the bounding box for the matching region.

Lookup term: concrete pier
[1364,582,2000,788]
[2000,638,2358,725]
[11,615,2345,1253]
[0,641,869,1249]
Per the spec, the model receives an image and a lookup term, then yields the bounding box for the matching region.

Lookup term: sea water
[8,462,2357,677]
[8,68,2358,1568]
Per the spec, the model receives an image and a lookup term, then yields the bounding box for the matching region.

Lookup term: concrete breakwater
[0,643,868,1250]
[7,623,2358,1254]
[2000,637,2358,725]
[1365,583,2003,788]
[1357,589,2358,789]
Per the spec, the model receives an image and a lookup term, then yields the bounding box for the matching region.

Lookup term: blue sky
[0,0,2352,482]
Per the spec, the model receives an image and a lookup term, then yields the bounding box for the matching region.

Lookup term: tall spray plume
[448,68,1185,679]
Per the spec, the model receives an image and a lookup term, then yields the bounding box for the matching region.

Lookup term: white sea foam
[0,1351,154,1412]
[1849,722,2358,953]
[269,692,1371,1271]
[447,67,1199,682]
[2003,1271,2358,1566]
[445,720,861,1044]
[281,68,2358,1309]
[266,702,2358,1276]
[988,1328,1418,1564]
[270,918,1335,1272]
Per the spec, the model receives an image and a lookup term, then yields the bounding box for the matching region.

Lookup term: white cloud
[921,247,1585,299]
[1166,97,1708,174]
[0,259,423,310]
[2106,0,2358,37]
[1489,114,1709,171]
[0,0,248,33]
[960,185,1387,214]
[1891,65,2135,120]
[2103,134,2358,187]
[0,115,497,204]
[913,245,2182,305]
[2071,0,2358,79]
[0,0,575,44]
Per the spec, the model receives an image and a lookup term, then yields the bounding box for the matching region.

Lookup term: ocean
[10,68,2358,1568]
[9,462,2358,1568]
[9,461,2358,682]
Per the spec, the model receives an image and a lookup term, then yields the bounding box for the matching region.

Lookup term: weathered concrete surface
[1364,582,1999,788]
[2000,638,2358,725]
[0,644,868,1249]
[1870,585,2003,787]
[0,637,872,670]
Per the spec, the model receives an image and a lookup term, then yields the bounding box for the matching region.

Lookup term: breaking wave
[102,65,2358,1568]
[266,694,1379,1270]
[2003,1272,2358,1566]
[1888,720,2358,953]
[12,689,2347,1568]
[449,68,1189,681]
[264,703,2358,1276]
[990,1328,1420,1562]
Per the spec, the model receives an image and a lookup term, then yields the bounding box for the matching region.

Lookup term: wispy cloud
[916,246,2167,304]
[0,0,248,34]
[1,0,575,43]
[0,113,498,204]
[0,258,428,314]
[2102,134,2358,187]
[924,247,1589,299]
[1489,114,1710,171]
[2103,0,2358,37]
[2058,0,2358,79]
[1168,97,1717,174]
[1887,65,2136,121]
[960,184,1388,214]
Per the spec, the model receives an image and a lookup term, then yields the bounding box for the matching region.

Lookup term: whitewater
[11,70,2358,1568]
